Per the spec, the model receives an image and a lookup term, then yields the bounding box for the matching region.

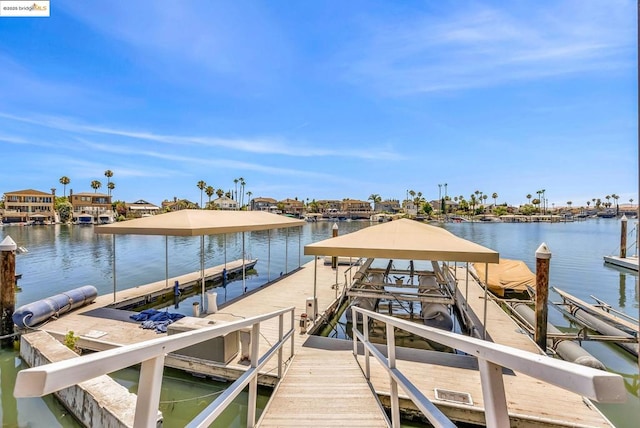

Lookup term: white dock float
[603,255,639,271]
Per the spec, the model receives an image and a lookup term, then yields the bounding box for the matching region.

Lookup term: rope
[0,332,20,340]
[159,388,224,404]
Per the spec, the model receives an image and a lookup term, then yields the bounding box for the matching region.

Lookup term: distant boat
[98,213,114,224]
[76,214,94,225]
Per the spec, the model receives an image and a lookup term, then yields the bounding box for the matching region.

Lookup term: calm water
[1,219,638,427]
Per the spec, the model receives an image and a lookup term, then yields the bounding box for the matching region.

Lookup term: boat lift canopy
[305,219,499,263]
[95,210,305,236]
[95,210,305,305]
[304,218,499,337]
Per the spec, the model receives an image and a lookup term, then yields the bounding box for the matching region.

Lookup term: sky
[0,0,637,208]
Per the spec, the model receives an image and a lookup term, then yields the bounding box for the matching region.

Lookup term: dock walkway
[258,336,388,427]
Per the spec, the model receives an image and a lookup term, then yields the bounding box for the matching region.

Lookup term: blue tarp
[130,309,185,333]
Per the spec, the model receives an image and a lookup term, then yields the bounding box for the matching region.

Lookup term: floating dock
[603,254,639,272]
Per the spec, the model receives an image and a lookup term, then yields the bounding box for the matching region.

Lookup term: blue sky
[0,0,636,208]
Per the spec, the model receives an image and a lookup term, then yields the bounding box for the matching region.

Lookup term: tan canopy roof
[304,218,499,263]
[95,209,305,236]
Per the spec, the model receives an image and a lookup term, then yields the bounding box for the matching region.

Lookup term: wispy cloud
[339,1,635,95]
[0,112,406,160]
[82,139,344,180]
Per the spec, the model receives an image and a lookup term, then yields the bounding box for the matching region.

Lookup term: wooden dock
[27,259,616,427]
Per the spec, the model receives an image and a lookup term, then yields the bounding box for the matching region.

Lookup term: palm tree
[205,186,215,207]
[469,194,477,213]
[246,191,253,210]
[59,176,71,198]
[492,192,498,207]
[611,194,620,215]
[630,198,634,208]
[239,178,246,208]
[526,194,532,205]
[91,180,102,193]
[104,170,113,197]
[216,188,224,198]
[197,180,207,208]
[233,178,239,201]
[108,182,115,197]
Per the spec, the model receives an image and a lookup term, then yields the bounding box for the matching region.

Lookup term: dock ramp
[258,335,388,427]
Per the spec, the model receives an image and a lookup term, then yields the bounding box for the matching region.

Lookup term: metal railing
[14,306,296,428]
[350,306,626,428]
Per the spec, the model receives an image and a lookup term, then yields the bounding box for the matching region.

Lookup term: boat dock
[18,257,618,427]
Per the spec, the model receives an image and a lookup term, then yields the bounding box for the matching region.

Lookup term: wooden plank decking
[258,336,388,427]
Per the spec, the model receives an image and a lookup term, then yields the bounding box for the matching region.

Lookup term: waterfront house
[212,196,238,210]
[2,189,56,223]
[374,199,402,213]
[316,199,342,213]
[68,190,112,222]
[250,197,278,212]
[161,197,198,212]
[124,199,160,217]
[279,198,304,217]
[341,198,372,219]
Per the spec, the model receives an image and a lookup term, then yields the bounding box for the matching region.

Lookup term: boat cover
[473,258,534,297]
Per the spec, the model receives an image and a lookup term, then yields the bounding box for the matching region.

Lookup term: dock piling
[0,236,17,347]
[535,243,552,352]
[331,223,339,269]
[620,215,628,259]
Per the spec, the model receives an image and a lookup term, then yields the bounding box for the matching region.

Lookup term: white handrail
[351,306,626,428]
[14,306,296,428]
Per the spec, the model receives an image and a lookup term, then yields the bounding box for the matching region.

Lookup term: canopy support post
[242,231,246,293]
[165,236,168,289]
[112,235,116,303]
[267,229,271,282]
[200,236,205,308]
[313,256,318,319]
[483,263,488,340]
[285,228,289,274]
[298,226,302,268]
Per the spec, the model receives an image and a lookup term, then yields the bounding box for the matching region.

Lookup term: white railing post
[247,322,260,428]
[134,355,165,428]
[278,313,284,379]
[478,358,509,427]
[387,322,400,428]
[352,306,358,356]
[363,312,370,379]
[290,309,295,360]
